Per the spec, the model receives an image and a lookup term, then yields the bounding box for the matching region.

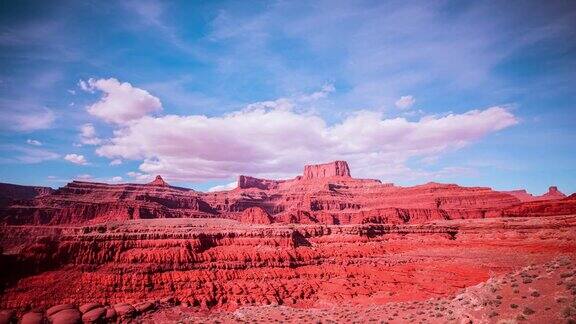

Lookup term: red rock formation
[0,182,53,208]
[237,175,284,190]
[0,181,217,225]
[148,175,169,187]
[302,160,351,179]
[237,207,273,224]
[0,215,574,312]
[541,186,566,199]
[502,186,567,202]
[503,192,576,217]
[0,161,574,227]
[0,161,575,320]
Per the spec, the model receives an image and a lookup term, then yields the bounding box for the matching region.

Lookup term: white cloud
[395,95,416,110]
[127,171,153,182]
[74,174,92,180]
[94,95,517,182]
[79,123,102,145]
[78,80,92,92]
[0,101,55,132]
[26,139,42,146]
[12,147,60,164]
[80,78,162,124]
[64,154,88,165]
[109,159,122,166]
[110,176,123,182]
[299,83,335,102]
[208,181,237,192]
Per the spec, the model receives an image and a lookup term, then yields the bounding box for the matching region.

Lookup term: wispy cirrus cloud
[0,145,60,164]
[0,100,55,132]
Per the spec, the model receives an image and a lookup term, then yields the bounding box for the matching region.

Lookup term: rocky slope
[0,183,53,209]
[2,161,571,226]
[0,161,574,323]
[0,215,574,319]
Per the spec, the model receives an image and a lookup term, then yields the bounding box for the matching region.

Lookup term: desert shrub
[523,307,535,315]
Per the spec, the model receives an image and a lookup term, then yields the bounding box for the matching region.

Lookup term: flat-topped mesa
[148,175,169,187]
[303,161,351,180]
[237,175,283,190]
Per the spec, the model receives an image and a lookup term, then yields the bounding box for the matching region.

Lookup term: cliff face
[0,161,575,316]
[0,183,53,208]
[0,161,573,226]
[1,215,575,311]
[302,160,351,179]
[0,180,217,225]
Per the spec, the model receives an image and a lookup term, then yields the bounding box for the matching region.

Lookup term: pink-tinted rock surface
[503,185,567,202]
[302,160,351,179]
[1,161,573,226]
[0,161,575,323]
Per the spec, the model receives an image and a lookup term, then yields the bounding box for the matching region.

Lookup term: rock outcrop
[237,175,284,190]
[503,185,567,202]
[0,161,574,226]
[0,182,53,208]
[302,160,351,179]
[237,207,273,224]
[0,180,216,225]
[148,175,169,187]
[541,185,567,199]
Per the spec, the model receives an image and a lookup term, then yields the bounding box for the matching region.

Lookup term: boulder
[78,303,100,314]
[20,312,44,324]
[46,304,75,317]
[0,310,15,324]
[103,307,116,321]
[49,309,81,324]
[133,301,155,313]
[113,304,136,319]
[81,307,106,323]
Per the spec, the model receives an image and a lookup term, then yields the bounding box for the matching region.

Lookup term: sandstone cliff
[0,161,573,226]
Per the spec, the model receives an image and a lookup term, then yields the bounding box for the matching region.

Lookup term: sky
[0,0,575,194]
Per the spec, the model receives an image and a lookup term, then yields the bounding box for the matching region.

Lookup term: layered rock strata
[0,215,575,311]
[0,161,572,227]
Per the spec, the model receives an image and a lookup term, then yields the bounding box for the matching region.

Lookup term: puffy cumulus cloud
[95,99,517,182]
[79,123,102,145]
[64,153,88,165]
[208,181,237,192]
[80,78,162,124]
[395,95,415,110]
[110,176,123,182]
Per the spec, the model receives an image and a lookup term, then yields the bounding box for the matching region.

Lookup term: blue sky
[0,0,575,194]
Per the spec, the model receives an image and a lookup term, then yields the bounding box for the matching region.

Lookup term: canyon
[0,161,575,323]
